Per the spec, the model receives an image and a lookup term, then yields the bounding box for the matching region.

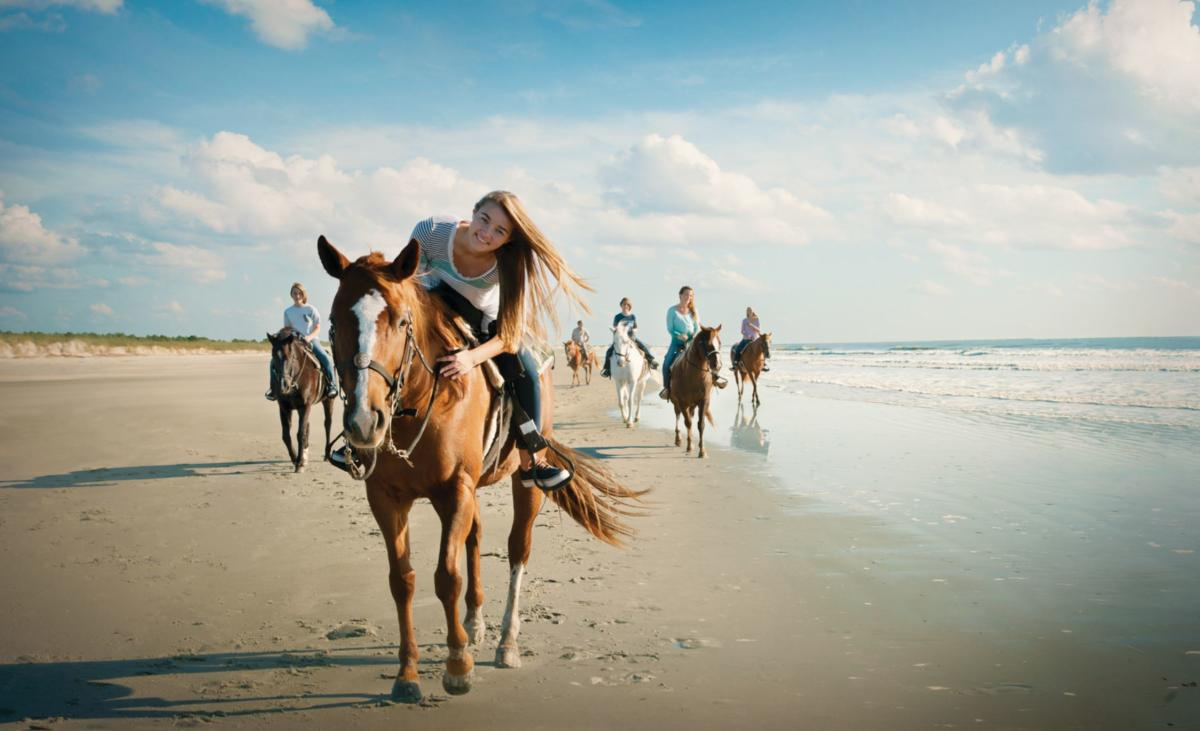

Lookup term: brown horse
[267,329,333,472]
[668,325,723,458]
[732,332,771,407]
[563,339,591,385]
[318,235,644,703]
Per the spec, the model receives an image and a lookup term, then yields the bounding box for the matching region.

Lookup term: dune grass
[0,331,269,355]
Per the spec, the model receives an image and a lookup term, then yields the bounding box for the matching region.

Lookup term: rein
[332,310,444,480]
[682,336,719,374]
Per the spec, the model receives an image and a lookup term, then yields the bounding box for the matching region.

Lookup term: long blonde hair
[290,282,308,305]
[679,285,697,321]
[480,191,592,351]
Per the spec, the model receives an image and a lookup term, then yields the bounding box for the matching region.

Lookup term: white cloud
[90,302,113,316]
[0,305,26,319]
[911,280,951,297]
[0,193,86,263]
[204,0,335,50]
[953,0,1200,173]
[0,263,106,291]
[928,240,992,286]
[0,0,121,11]
[135,241,226,284]
[884,193,969,227]
[599,133,833,246]
[539,0,641,30]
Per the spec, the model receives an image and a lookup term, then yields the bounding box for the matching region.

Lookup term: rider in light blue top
[660,285,726,399]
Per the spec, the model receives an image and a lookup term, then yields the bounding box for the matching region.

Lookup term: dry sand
[0,354,1195,729]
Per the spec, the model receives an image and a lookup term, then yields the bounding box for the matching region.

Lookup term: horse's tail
[706,403,715,426]
[542,437,649,547]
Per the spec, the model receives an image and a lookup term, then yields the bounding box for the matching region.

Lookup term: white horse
[610,320,651,427]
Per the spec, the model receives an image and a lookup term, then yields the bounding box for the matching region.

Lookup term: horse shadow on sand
[0,461,284,489]
[0,645,435,723]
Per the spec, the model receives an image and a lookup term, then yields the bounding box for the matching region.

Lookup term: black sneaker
[324,386,339,399]
[265,390,277,401]
[600,369,611,378]
[648,360,659,369]
[520,462,571,490]
[715,376,729,389]
[762,364,770,372]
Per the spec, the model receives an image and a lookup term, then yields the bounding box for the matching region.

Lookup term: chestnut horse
[668,325,723,458]
[563,339,592,385]
[732,332,771,407]
[318,235,644,703]
[267,329,333,472]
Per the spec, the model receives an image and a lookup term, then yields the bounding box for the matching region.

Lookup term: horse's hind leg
[750,372,760,407]
[278,405,297,467]
[464,499,486,646]
[366,489,422,702]
[682,407,694,454]
[497,473,545,669]
[674,407,682,447]
[432,480,477,695]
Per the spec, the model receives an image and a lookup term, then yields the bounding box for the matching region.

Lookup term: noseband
[684,335,721,374]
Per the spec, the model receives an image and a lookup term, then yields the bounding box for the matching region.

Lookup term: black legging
[431,283,543,432]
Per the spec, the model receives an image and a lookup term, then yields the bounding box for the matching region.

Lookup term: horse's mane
[350,252,468,397]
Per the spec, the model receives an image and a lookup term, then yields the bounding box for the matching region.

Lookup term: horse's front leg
[735,368,744,402]
[697,397,707,458]
[497,472,545,668]
[633,373,647,423]
[674,405,683,447]
[278,404,297,467]
[464,498,486,647]
[750,371,760,407]
[432,480,477,695]
[366,489,422,702]
[321,397,333,460]
[296,403,310,472]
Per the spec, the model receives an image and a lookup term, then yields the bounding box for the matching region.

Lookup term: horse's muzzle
[345,404,387,447]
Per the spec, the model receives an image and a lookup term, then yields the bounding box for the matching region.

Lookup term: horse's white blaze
[499,563,526,649]
[350,289,387,437]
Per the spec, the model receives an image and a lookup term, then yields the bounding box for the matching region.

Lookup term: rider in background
[732,306,770,372]
[266,282,338,401]
[600,297,658,378]
[660,286,727,400]
[568,320,590,359]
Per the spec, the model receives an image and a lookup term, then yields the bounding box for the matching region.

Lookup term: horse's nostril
[374,409,386,432]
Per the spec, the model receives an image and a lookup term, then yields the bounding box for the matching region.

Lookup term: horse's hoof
[698,450,707,459]
[495,646,522,668]
[391,678,423,704]
[443,670,473,695]
[294,463,305,473]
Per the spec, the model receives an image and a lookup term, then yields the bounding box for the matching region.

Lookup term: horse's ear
[391,239,420,281]
[714,324,722,333]
[318,235,349,279]
[266,331,276,343]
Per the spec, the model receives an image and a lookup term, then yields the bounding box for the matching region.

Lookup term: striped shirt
[410,216,501,331]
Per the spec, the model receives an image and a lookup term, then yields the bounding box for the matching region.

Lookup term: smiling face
[620,299,632,315]
[678,288,693,308]
[464,201,513,257]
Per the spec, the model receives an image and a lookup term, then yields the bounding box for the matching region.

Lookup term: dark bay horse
[267,329,333,472]
[318,235,645,703]
[668,325,723,458]
[732,332,771,407]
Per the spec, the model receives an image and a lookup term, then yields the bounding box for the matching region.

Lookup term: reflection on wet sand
[730,403,770,455]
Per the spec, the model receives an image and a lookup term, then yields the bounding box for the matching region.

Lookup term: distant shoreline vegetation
[0,331,270,358]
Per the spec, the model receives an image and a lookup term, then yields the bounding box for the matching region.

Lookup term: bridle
[683,333,721,375]
[612,324,637,367]
[329,308,443,480]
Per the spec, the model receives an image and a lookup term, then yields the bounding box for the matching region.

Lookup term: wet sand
[0,354,1196,729]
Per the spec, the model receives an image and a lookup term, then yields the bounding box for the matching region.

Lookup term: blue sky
[1,0,1198,344]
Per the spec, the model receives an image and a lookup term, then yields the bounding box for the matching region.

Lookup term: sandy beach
[1,353,1197,730]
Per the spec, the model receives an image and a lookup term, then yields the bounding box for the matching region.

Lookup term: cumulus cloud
[0,0,121,11]
[599,133,833,246]
[135,241,226,284]
[951,0,1200,173]
[928,240,992,286]
[204,0,335,50]
[0,305,27,319]
[0,194,86,263]
[0,263,106,291]
[911,280,951,297]
[90,302,113,316]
